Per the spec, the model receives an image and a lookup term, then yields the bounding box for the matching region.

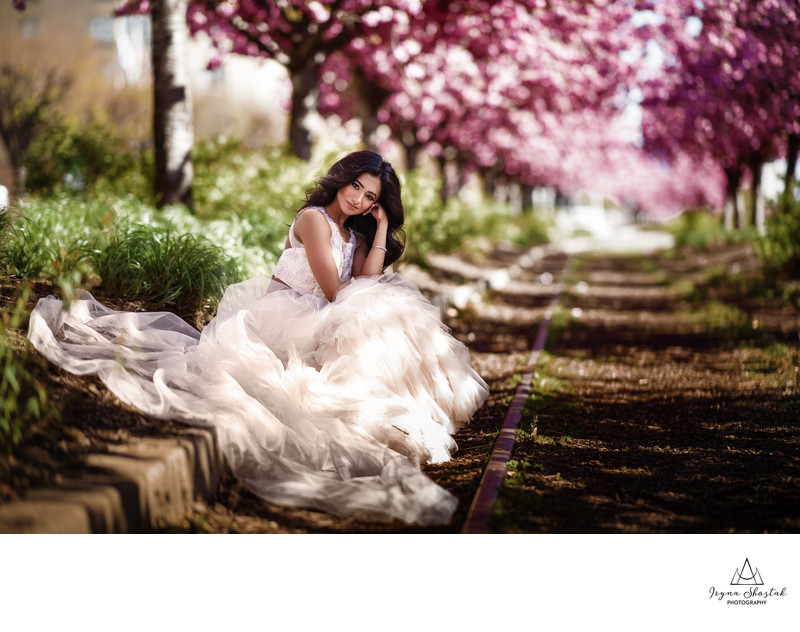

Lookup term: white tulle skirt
[27,274,489,526]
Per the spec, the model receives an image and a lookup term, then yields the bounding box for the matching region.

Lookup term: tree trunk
[352,69,388,152]
[0,107,29,201]
[723,166,740,231]
[398,129,426,170]
[438,154,448,205]
[404,143,422,171]
[749,157,765,235]
[521,184,534,212]
[483,164,502,198]
[289,60,319,161]
[454,158,468,194]
[152,0,193,208]
[784,133,799,209]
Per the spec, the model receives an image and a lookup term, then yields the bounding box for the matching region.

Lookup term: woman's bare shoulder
[294,207,331,242]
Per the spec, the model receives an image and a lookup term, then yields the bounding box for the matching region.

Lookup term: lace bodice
[272,206,356,299]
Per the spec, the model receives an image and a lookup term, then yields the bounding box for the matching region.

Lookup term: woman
[28,151,489,526]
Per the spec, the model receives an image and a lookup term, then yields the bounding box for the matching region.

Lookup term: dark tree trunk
[483,165,501,198]
[400,131,422,170]
[152,0,193,208]
[521,184,534,212]
[352,69,389,152]
[438,154,448,205]
[454,158,468,194]
[784,133,799,209]
[748,157,765,234]
[723,166,741,231]
[289,60,320,161]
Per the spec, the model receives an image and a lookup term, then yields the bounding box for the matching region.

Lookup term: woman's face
[336,172,382,216]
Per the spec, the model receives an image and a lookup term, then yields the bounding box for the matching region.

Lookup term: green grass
[663,208,760,251]
[92,226,240,312]
[4,138,552,292]
[738,344,800,390]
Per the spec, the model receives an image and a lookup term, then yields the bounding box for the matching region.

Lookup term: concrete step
[0,426,224,533]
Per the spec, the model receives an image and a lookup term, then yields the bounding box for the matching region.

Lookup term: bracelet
[373,245,387,252]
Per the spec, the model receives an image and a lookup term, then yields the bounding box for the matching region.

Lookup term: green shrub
[0,198,103,280]
[23,122,137,197]
[192,138,310,219]
[401,172,547,265]
[91,225,240,311]
[3,193,280,286]
[0,287,59,453]
[666,209,726,250]
[758,197,800,280]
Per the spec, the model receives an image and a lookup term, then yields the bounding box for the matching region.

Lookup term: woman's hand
[353,202,390,278]
[363,202,388,227]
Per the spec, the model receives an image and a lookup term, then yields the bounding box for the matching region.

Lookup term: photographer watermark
[709,559,788,606]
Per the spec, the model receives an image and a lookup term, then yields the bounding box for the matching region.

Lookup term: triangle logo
[731,558,764,586]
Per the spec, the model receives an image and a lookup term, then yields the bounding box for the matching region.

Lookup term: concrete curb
[0,426,224,533]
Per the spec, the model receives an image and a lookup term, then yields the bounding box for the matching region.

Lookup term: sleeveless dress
[27,206,489,526]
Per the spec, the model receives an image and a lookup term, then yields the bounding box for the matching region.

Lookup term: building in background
[0,0,292,188]
[2,0,149,85]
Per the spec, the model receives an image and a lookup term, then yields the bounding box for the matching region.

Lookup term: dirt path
[488,242,800,533]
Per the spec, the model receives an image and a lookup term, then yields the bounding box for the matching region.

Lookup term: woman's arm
[293,209,347,301]
[352,203,389,278]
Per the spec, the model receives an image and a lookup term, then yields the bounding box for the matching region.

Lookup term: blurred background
[1,1,795,218]
[0,0,798,287]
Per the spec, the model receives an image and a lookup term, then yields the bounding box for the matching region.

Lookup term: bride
[28,150,489,526]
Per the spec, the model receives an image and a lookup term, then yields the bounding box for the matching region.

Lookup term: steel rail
[461,263,567,534]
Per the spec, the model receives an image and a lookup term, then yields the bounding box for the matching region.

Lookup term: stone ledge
[0,426,224,533]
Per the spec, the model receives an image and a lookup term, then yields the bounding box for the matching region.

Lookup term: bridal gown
[28,206,489,526]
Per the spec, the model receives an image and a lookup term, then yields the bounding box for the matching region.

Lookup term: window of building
[21,17,43,40]
[90,17,115,44]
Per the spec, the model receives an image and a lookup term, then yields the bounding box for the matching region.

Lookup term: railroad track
[461,256,569,533]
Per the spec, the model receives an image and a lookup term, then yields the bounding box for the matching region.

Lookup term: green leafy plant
[8,137,548,307]
[401,172,549,265]
[758,197,800,280]
[0,287,59,452]
[23,122,136,197]
[0,205,11,271]
[0,201,96,279]
[191,138,310,219]
[91,225,240,312]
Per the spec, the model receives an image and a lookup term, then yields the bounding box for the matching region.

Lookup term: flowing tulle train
[28,274,489,525]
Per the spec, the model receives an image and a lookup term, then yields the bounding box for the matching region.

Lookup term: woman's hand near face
[363,202,388,227]
[353,202,390,278]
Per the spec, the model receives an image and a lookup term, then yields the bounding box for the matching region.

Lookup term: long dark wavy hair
[302,150,406,268]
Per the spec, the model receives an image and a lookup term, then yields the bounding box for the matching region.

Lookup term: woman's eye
[352,182,359,190]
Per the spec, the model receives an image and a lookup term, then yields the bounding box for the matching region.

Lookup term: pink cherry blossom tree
[183,0,423,160]
[318,1,651,204]
[640,0,799,230]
